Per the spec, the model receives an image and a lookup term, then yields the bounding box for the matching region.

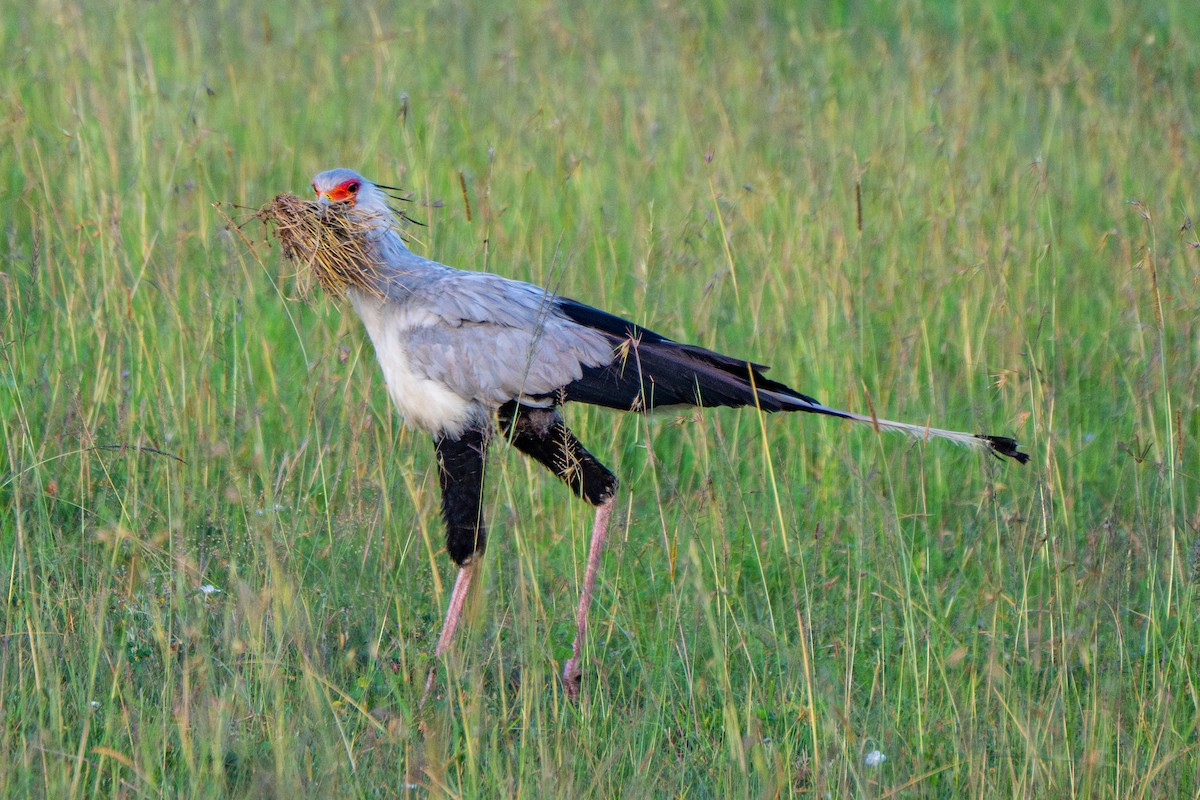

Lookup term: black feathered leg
[435,428,489,565]
[498,404,618,505]
[425,427,488,702]
[499,404,618,698]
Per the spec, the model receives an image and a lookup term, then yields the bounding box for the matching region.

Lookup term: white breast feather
[350,294,477,436]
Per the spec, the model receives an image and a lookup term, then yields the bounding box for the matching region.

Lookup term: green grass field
[3,1,1199,796]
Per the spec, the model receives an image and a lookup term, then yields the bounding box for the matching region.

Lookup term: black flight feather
[552,298,823,412]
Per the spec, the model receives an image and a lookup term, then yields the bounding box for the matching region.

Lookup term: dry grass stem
[258,193,388,300]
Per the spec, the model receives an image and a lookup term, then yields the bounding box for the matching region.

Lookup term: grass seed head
[258,193,387,300]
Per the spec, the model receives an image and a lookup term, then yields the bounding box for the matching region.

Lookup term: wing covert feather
[395,273,616,405]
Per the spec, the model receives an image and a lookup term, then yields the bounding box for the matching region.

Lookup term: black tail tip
[976,435,1030,464]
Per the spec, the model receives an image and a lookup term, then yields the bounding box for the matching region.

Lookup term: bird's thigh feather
[434,428,489,564]
[498,403,618,506]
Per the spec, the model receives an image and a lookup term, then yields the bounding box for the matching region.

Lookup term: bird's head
[310,167,424,259]
[313,168,386,212]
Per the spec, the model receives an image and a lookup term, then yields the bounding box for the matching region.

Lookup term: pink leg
[422,560,479,703]
[563,495,615,699]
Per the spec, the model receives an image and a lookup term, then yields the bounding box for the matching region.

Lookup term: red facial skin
[315,179,361,205]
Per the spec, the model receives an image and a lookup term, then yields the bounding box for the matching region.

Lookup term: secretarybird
[307,167,1028,700]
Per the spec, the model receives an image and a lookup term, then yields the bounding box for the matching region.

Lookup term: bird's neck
[352,217,445,301]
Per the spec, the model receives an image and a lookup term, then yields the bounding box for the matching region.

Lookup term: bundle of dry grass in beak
[257,193,386,300]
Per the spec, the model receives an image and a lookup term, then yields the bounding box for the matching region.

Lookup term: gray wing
[397,271,617,407]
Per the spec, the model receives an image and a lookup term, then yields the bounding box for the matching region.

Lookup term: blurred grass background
[2,0,1198,796]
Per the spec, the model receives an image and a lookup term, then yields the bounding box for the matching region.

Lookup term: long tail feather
[550,298,1030,464]
[778,397,1030,464]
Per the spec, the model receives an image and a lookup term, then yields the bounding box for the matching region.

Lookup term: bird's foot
[562,657,582,700]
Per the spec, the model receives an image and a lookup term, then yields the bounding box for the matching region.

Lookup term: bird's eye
[347,182,360,193]
[313,182,320,198]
